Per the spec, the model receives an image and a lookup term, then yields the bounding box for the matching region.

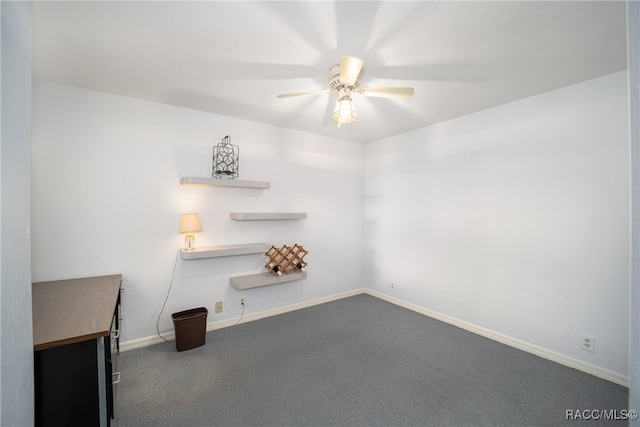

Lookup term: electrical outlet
[582,334,595,352]
[240,298,245,307]
[214,301,223,314]
[391,282,395,290]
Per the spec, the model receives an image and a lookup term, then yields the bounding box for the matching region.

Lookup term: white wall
[628,0,640,419]
[365,71,630,379]
[0,2,34,425]
[31,80,364,343]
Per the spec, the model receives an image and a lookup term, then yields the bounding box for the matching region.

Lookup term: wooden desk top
[32,274,122,351]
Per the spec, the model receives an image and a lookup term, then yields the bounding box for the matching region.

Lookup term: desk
[32,274,122,427]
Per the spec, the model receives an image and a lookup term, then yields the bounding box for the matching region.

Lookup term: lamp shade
[179,213,202,233]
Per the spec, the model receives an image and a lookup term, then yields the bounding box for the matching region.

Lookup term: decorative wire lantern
[212,135,239,179]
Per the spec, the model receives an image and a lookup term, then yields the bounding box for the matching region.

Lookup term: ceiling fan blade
[277,89,331,99]
[357,86,415,99]
[371,65,490,83]
[340,56,364,87]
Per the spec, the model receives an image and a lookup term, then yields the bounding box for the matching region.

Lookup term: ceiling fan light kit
[277,56,414,128]
[333,88,357,128]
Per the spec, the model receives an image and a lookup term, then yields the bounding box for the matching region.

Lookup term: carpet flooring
[112,294,628,426]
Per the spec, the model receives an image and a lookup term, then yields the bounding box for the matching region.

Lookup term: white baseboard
[119,288,366,352]
[365,289,629,388]
[120,287,629,387]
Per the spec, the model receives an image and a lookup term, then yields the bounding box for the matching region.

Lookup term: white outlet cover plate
[582,334,595,352]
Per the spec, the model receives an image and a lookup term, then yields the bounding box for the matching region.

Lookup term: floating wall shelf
[230,271,307,290]
[180,177,270,189]
[230,212,307,221]
[180,243,269,260]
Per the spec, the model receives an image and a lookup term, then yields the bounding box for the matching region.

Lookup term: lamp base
[184,233,195,251]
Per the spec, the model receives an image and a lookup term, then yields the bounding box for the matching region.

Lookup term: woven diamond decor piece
[265,244,308,276]
[287,244,308,271]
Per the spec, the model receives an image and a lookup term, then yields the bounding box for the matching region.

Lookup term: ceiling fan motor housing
[328,64,360,90]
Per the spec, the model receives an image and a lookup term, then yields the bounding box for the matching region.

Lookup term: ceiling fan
[277,56,414,127]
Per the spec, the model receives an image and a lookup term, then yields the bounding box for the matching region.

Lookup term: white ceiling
[32,1,628,143]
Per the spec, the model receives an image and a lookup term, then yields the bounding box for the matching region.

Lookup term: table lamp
[179,213,202,251]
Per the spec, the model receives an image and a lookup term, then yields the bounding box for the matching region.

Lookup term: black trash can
[171,307,208,352]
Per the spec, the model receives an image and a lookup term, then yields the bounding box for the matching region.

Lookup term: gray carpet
[112,294,628,426]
